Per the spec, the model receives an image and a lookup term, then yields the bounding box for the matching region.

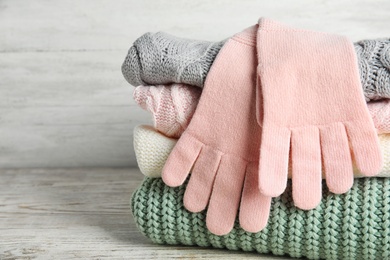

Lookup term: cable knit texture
[133,125,390,179]
[134,83,390,138]
[355,38,390,101]
[122,32,225,87]
[123,32,390,101]
[133,84,201,138]
[131,177,390,260]
[369,100,390,134]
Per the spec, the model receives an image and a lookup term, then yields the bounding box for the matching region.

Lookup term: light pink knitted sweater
[134,85,390,138]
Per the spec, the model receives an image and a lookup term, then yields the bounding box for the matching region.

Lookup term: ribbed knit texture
[133,125,390,179]
[133,125,177,178]
[133,84,201,138]
[255,18,381,209]
[355,38,390,101]
[131,177,390,260]
[122,32,390,101]
[161,25,273,235]
[122,32,225,88]
[134,83,390,138]
[370,100,390,134]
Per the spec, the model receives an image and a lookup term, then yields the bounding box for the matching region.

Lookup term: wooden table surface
[0,168,292,259]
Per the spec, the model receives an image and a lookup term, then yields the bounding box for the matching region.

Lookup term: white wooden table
[0,168,291,259]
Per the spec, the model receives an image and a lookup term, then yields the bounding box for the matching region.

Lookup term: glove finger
[291,126,322,210]
[206,155,246,236]
[259,126,291,197]
[320,122,353,194]
[344,121,382,176]
[239,162,271,233]
[162,133,203,187]
[183,146,222,212]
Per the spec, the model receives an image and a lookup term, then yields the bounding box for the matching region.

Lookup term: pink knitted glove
[162,26,271,235]
[256,18,382,209]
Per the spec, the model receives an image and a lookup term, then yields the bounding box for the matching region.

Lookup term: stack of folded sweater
[125,18,390,259]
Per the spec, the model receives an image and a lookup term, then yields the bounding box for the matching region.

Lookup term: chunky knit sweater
[131,177,390,260]
[123,33,390,102]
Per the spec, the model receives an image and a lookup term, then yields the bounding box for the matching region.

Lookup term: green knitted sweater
[131,177,390,260]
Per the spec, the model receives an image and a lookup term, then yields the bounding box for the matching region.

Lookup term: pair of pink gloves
[141,19,383,235]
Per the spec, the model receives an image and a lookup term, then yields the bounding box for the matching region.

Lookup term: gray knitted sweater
[122,32,390,101]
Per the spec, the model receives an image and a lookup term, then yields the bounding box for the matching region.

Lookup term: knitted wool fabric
[133,84,201,138]
[133,125,390,179]
[134,83,390,138]
[355,38,390,101]
[255,18,381,210]
[123,32,390,101]
[131,177,390,260]
[122,32,225,88]
[370,100,390,134]
[161,25,272,235]
[160,18,381,215]
[133,125,177,178]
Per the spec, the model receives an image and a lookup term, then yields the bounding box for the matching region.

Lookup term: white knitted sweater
[134,125,390,178]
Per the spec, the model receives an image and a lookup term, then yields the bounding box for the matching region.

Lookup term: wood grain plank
[0,168,291,259]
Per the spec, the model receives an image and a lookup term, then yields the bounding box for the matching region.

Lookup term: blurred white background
[1,0,389,168]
